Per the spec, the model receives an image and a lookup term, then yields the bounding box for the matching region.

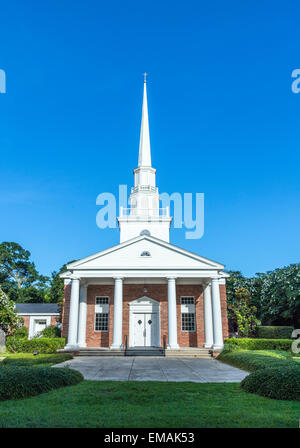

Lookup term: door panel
[145,313,158,347]
[34,319,47,336]
[133,313,158,347]
[134,314,145,346]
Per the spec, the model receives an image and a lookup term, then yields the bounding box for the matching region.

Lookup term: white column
[77,282,87,348]
[204,282,214,348]
[65,276,80,351]
[110,277,123,349]
[211,278,224,349]
[167,277,179,349]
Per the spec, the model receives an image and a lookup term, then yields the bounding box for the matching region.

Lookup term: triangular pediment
[65,235,224,271]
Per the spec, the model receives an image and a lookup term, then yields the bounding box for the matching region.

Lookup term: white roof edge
[16,312,60,316]
[60,271,72,279]
[65,235,225,270]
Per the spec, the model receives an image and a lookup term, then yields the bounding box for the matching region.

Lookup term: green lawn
[0,352,72,367]
[0,380,299,428]
[0,351,299,428]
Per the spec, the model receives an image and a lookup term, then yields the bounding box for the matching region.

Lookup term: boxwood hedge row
[6,337,66,354]
[218,349,300,401]
[217,349,295,372]
[241,365,300,401]
[256,326,294,339]
[224,338,293,352]
[0,366,84,401]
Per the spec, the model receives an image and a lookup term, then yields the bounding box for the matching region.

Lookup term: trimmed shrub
[0,366,83,401]
[6,337,66,354]
[41,325,60,338]
[13,326,29,339]
[256,326,294,339]
[224,338,293,352]
[241,365,300,401]
[217,349,295,372]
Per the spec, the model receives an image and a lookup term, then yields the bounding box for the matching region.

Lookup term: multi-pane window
[96,296,109,305]
[95,297,109,331]
[181,297,196,332]
[181,297,195,305]
[181,313,195,331]
[95,313,109,331]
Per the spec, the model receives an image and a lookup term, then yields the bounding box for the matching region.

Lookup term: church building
[61,78,229,354]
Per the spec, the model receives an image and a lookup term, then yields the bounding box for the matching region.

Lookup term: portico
[62,255,228,352]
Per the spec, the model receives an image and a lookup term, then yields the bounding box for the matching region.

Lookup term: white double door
[133,312,159,347]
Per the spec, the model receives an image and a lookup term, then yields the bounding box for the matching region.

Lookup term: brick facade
[19,315,59,332]
[61,282,229,348]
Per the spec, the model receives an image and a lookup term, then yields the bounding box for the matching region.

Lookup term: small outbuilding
[15,303,60,339]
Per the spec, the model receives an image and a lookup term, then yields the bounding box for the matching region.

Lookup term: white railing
[131,185,158,193]
[119,207,170,218]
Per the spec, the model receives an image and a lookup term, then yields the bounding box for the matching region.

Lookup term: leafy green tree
[47,261,76,304]
[228,287,259,337]
[0,286,23,335]
[46,261,76,321]
[226,264,300,329]
[258,264,300,327]
[0,242,49,303]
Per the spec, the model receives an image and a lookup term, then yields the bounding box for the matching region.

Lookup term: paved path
[53,356,248,382]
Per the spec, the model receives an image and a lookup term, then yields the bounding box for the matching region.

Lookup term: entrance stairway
[78,348,125,356]
[165,348,212,358]
[125,347,165,357]
[76,347,212,358]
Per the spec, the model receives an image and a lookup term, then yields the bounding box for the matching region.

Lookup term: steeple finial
[143,72,148,83]
[138,74,151,167]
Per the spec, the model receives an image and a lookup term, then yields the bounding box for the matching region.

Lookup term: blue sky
[0,0,299,278]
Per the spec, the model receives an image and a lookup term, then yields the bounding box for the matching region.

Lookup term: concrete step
[165,348,212,358]
[125,348,165,357]
[77,349,125,357]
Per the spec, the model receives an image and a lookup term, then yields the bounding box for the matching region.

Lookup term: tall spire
[138,73,151,167]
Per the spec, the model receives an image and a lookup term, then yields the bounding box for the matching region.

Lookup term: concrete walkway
[53,356,248,382]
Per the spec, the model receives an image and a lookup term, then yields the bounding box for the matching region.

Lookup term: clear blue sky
[0,0,299,278]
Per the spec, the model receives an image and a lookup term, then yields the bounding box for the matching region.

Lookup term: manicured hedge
[6,337,66,354]
[217,349,295,372]
[224,338,293,352]
[0,366,83,401]
[241,365,300,401]
[256,326,294,339]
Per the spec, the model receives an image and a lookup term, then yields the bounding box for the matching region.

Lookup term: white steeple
[118,76,172,243]
[138,74,151,167]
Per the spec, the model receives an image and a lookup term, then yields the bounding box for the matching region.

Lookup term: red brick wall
[51,316,59,325]
[176,285,205,347]
[86,285,114,347]
[61,283,71,338]
[61,282,229,348]
[220,284,229,339]
[20,315,30,329]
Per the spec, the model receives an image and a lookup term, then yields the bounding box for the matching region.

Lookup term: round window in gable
[141,251,151,257]
[140,229,150,236]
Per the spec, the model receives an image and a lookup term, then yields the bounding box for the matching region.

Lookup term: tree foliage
[0,286,23,335]
[226,264,300,328]
[0,242,49,303]
[228,287,259,336]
